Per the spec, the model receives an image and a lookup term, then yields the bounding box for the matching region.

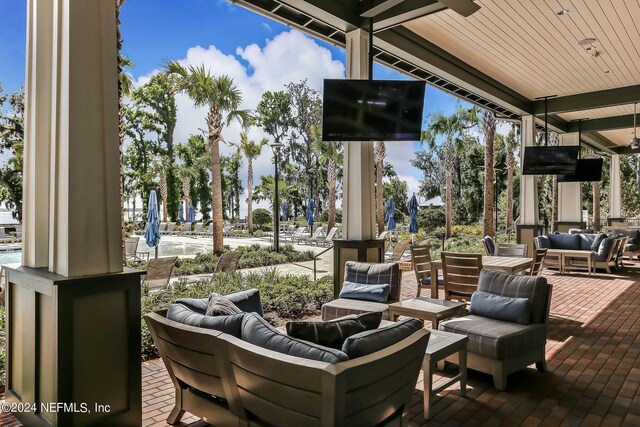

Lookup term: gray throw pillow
[341,318,423,358]
[591,232,607,252]
[166,303,245,337]
[469,291,531,325]
[339,281,390,302]
[286,312,382,349]
[205,293,243,316]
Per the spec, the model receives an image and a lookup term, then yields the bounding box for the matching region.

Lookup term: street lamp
[494,177,498,239]
[271,143,283,253]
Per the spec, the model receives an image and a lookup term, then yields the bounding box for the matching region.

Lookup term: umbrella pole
[155,246,158,259]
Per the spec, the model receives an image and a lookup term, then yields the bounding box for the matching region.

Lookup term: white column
[519,115,538,225]
[557,133,582,222]
[610,155,622,218]
[342,29,376,240]
[23,0,122,277]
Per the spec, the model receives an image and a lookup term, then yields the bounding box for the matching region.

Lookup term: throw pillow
[166,303,245,337]
[286,312,382,349]
[339,281,391,302]
[469,291,531,325]
[241,313,349,364]
[590,232,608,252]
[205,293,243,316]
[341,318,423,358]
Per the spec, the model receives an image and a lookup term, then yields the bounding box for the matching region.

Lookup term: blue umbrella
[306,199,315,228]
[281,201,288,221]
[385,199,396,231]
[188,201,195,223]
[409,193,419,233]
[178,202,184,222]
[145,190,161,257]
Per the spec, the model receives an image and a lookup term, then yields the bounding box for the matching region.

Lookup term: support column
[6,1,141,425]
[516,115,541,257]
[334,29,383,297]
[556,132,584,232]
[609,154,623,221]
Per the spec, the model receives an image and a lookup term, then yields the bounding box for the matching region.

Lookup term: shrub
[140,271,333,360]
[252,208,272,229]
[417,207,446,231]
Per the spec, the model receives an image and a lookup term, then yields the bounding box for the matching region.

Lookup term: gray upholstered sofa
[534,232,620,272]
[321,261,402,321]
[611,228,640,259]
[145,289,429,426]
[440,270,552,390]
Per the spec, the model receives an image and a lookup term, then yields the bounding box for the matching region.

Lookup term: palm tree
[166,62,249,253]
[313,127,342,231]
[236,132,268,234]
[496,126,520,231]
[421,109,469,238]
[375,141,386,235]
[480,109,496,236]
[159,169,168,221]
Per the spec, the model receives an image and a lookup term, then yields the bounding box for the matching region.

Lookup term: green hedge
[141,269,333,360]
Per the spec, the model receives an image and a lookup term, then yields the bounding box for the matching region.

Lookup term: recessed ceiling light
[557,9,569,16]
[578,38,597,45]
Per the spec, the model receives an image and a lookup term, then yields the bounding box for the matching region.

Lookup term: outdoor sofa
[440,270,552,390]
[145,288,430,426]
[534,232,620,273]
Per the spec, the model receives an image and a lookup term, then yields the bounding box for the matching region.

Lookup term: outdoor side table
[387,297,465,328]
[423,330,468,420]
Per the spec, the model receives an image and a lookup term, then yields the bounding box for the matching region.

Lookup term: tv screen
[522,146,579,175]
[322,79,426,141]
[557,158,603,182]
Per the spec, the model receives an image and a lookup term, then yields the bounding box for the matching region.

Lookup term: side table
[387,297,465,329]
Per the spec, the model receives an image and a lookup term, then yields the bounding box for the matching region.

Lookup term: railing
[313,245,333,281]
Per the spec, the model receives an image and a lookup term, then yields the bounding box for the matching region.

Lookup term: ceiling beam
[532,85,640,115]
[369,0,447,32]
[567,114,640,133]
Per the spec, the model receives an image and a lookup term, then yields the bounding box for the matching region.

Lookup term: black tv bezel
[321,79,426,142]
[521,146,579,175]
[557,158,604,182]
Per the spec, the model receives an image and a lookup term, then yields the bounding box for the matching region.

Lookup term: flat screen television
[521,146,579,175]
[557,158,603,182]
[322,79,426,141]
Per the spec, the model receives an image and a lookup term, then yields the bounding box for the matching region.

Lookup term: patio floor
[2,261,639,426]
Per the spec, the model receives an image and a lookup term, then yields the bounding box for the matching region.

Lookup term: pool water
[0,250,22,265]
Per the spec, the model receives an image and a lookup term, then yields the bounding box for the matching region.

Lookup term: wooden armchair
[441,252,483,302]
[411,243,443,297]
[495,243,528,257]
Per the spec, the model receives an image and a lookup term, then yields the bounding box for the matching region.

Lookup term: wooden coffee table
[423,330,468,420]
[387,297,465,328]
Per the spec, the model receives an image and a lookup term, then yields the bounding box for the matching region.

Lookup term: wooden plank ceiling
[403,0,640,147]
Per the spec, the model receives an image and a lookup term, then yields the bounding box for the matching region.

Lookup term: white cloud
[131,30,345,217]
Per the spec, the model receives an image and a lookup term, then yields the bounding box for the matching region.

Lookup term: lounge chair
[289,226,307,243]
[161,222,176,235]
[157,222,168,234]
[386,238,411,262]
[214,251,243,274]
[142,256,178,290]
[176,222,192,236]
[303,226,326,245]
[0,227,19,244]
[125,236,149,262]
[310,226,338,246]
[188,222,203,237]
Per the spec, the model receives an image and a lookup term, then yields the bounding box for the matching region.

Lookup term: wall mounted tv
[322,79,426,141]
[557,158,603,182]
[521,146,579,175]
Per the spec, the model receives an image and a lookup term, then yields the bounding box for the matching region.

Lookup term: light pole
[494,177,498,238]
[271,143,283,253]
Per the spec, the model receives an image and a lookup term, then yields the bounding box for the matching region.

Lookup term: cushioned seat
[440,315,546,360]
[420,277,445,287]
[321,298,389,320]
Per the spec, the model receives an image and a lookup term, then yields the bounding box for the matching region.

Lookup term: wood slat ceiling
[403,0,640,148]
[598,128,638,147]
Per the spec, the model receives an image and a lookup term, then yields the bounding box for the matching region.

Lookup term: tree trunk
[375,142,385,235]
[482,110,496,237]
[506,151,514,231]
[208,111,224,254]
[247,159,254,234]
[327,158,336,231]
[551,175,558,232]
[160,172,168,222]
[592,181,601,231]
[445,170,453,239]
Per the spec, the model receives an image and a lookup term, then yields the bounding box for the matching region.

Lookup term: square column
[610,155,622,219]
[556,133,584,231]
[516,115,541,256]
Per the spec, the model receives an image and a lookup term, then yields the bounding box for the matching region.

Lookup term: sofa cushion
[174,288,263,317]
[341,318,423,358]
[590,232,608,252]
[596,236,617,261]
[166,303,245,337]
[344,261,401,301]
[477,270,549,324]
[286,312,382,349]
[339,281,390,302]
[440,315,546,360]
[470,291,531,325]
[578,233,596,251]
[206,293,243,316]
[613,229,640,245]
[241,313,349,364]
[546,233,580,249]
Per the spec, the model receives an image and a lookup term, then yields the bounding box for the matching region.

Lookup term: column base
[516,224,543,258]
[607,217,626,226]
[332,239,385,298]
[4,265,143,426]
[554,221,587,233]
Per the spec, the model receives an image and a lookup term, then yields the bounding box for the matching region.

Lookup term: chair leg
[166,405,185,425]
[536,360,547,372]
[416,284,422,297]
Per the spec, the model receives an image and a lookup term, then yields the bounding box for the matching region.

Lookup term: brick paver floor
[2,263,639,426]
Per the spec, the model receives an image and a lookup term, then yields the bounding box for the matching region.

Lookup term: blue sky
[0,0,468,212]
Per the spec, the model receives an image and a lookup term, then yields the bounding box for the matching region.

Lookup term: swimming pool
[0,249,21,265]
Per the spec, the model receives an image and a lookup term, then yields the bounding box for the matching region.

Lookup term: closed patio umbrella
[306,199,315,228]
[145,190,161,258]
[385,199,396,231]
[178,202,184,222]
[281,201,288,221]
[188,201,195,223]
[409,193,419,234]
